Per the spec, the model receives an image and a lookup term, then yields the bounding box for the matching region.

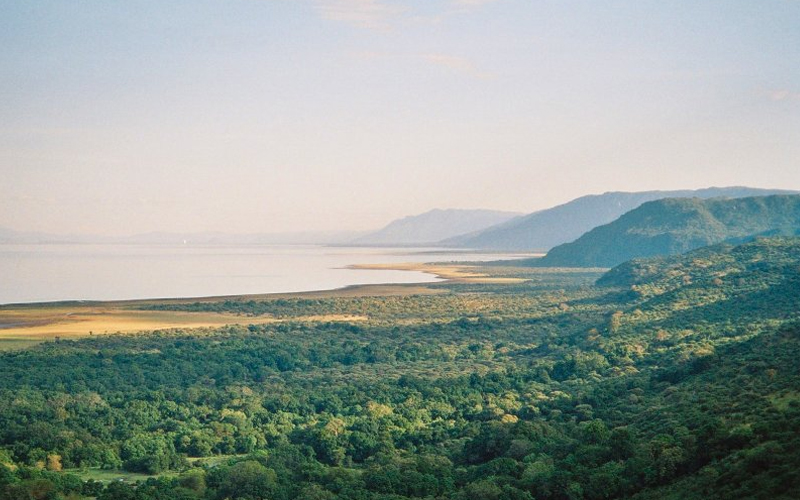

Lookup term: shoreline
[346,262,528,284]
[0,281,443,310]
[0,260,532,347]
[0,262,471,346]
[0,257,532,310]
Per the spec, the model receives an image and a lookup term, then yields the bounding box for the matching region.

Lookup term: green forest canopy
[1,237,799,499]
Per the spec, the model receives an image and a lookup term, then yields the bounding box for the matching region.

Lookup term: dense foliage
[1,238,800,499]
[534,195,800,267]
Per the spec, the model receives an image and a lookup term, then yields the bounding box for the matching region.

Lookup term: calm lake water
[0,244,529,304]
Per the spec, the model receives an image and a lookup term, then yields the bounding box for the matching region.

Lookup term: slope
[534,195,800,268]
[352,208,522,246]
[445,187,796,251]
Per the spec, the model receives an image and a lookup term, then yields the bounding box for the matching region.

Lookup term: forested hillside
[534,195,800,268]
[444,187,796,251]
[1,239,800,499]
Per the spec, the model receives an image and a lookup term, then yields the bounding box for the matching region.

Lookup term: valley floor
[1,239,799,499]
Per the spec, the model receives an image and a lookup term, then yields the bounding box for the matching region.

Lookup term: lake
[0,244,529,304]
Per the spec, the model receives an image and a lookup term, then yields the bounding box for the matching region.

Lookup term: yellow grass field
[1,307,276,336]
[0,262,483,350]
[0,282,444,350]
[0,306,371,350]
[0,306,277,344]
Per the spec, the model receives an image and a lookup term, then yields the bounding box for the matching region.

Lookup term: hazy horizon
[2,186,798,240]
[3,1,799,236]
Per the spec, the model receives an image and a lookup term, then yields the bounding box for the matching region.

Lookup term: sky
[2,0,799,235]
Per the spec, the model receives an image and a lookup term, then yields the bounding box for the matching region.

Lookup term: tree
[97,481,137,500]
[3,479,57,500]
[121,434,184,474]
[215,460,278,500]
[45,455,61,472]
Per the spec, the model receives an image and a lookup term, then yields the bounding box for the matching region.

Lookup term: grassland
[67,467,161,483]
[0,266,455,350]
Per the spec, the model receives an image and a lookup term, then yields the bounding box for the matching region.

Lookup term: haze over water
[0,244,527,304]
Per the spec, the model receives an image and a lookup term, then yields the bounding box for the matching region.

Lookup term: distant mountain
[532,194,800,268]
[120,231,366,246]
[0,228,365,246]
[0,227,43,243]
[352,209,523,246]
[0,227,103,244]
[444,187,797,251]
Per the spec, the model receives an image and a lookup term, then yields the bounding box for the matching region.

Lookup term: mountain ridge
[444,187,798,251]
[352,208,522,246]
[532,194,800,268]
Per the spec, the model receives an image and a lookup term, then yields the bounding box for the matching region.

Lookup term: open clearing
[0,305,367,350]
[0,263,483,350]
[0,282,445,350]
[68,468,162,483]
[0,306,280,345]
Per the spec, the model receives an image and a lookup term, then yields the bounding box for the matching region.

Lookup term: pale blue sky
[2,0,799,234]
